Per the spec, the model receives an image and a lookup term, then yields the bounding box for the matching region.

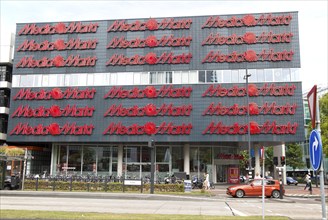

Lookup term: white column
[281,144,286,185]
[254,145,261,176]
[273,144,286,184]
[50,144,55,175]
[117,144,123,177]
[183,144,190,176]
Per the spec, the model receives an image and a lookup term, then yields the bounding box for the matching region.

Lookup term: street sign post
[309,129,322,171]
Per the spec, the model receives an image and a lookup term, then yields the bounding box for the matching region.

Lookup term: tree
[264,146,274,174]
[285,143,305,177]
[319,93,328,156]
[239,150,249,175]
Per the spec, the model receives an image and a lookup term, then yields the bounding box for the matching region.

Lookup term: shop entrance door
[216,165,228,183]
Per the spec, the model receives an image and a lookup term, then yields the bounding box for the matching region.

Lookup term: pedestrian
[304,173,311,190]
[255,172,261,179]
[203,172,210,190]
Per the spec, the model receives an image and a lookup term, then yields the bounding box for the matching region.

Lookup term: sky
[0,0,327,92]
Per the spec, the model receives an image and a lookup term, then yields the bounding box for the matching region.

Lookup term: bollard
[279,180,283,199]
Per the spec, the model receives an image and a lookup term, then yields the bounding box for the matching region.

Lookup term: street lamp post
[244,70,252,177]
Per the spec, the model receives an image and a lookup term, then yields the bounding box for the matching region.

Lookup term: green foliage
[239,150,249,172]
[319,93,328,156]
[23,179,184,193]
[264,146,274,172]
[0,146,24,156]
[285,143,304,170]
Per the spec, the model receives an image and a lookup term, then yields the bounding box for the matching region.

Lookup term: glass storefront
[55,144,118,176]
[190,147,212,182]
[52,144,240,183]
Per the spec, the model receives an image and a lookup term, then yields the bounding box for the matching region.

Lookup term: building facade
[6,11,304,183]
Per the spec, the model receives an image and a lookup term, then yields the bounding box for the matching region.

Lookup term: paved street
[1,184,327,219]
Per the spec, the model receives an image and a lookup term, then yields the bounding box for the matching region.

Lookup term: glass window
[181,71,189,84]
[282,68,291,82]
[190,147,199,173]
[133,72,141,85]
[150,72,156,84]
[189,71,198,83]
[0,66,6,81]
[94,73,110,86]
[12,75,20,87]
[124,146,140,163]
[42,75,49,87]
[68,146,82,173]
[141,147,151,163]
[291,68,300,81]
[198,70,205,83]
[82,146,96,173]
[117,72,133,85]
[274,69,283,82]
[231,70,239,83]
[141,72,149,84]
[156,147,171,163]
[222,70,231,83]
[257,69,265,82]
[166,71,173,84]
[172,147,183,172]
[248,69,257,82]
[20,75,42,87]
[49,74,64,86]
[157,71,165,84]
[87,74,94,86]
[110,73,117,85]
[97,147,111,173]
[199,147,212,171]
[265,69,273,82]
[207,70,217,83]
[173,71,182,84]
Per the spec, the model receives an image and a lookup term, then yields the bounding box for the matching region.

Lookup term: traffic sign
[307,85,317,129]
[309,130,322,171]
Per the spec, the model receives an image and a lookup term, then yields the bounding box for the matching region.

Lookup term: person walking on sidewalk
[304,173,312,191]
[203,172,210,190]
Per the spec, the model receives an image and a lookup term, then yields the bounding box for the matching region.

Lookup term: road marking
[231,208,247,216]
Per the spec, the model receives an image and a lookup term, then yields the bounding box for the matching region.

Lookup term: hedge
[23,179,184,193]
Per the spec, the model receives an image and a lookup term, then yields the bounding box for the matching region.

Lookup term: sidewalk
[283,184,328,198]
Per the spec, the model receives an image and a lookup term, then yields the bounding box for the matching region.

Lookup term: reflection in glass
[68,146,81,173]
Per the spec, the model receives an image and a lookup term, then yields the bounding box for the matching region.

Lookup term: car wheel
[4,186,11,190]
[287,182,290,185]
[235,189,244,198]
[295,183,298,186]
[271,190,280,198]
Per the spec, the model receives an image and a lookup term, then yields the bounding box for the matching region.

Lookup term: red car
[226,179,284,198]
